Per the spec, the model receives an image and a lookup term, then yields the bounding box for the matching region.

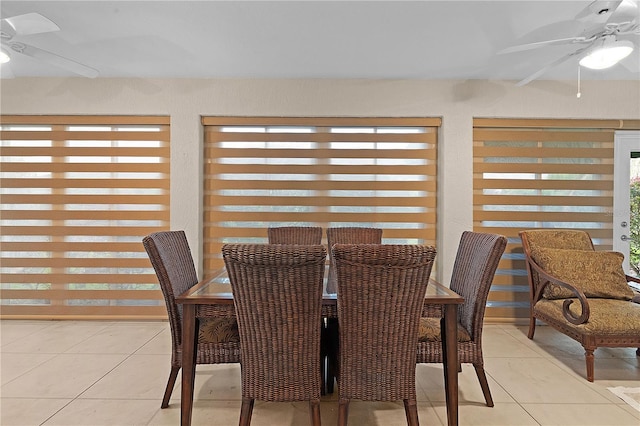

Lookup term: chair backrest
[222,243,326,402]
[333,243,436,401]
[519,229,594,302]
[450,231,507,337]
[326,227,383,293]
[142,230,198,348]
[267,226,323,245]
[520,229,594,252]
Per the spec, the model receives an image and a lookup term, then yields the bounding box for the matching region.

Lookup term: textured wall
[2,77,639,283]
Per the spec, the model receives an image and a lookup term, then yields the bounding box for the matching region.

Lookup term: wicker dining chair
[268,226,323,245]
[143,231,241,409]
[222,243,326,426]
[267,225,330,395]
[325,226,383,395]
[333,243,437,426]
[416,231,506,407]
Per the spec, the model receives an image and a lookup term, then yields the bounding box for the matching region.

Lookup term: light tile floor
[1,320,639,426]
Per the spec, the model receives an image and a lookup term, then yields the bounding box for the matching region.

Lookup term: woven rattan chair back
[143,230,240,409]
[416,231,506,408]
[326,227,382,294]
[222,243,326,426]
[451,232,507,338]
[268,226,323,245]
[333,243,436,426]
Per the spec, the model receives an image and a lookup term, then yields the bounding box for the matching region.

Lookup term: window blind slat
[207,163,435,175]
[1,178,170,189]
[206,131,437,144]
[474,129,613,142]
[202,116,442,127]
[204,211,437,223]
[0,305,167,319]
[206,195,437,208]
[474,146,613,157]
[0,130,170,142]
[473,118,640,129]
[0,115,169,125]
[1,194,169,204]
[475,194,612,206]
[207,179,436,192]
[473,178,613,190]
[0,163,169,173]
[473,163,613,174]
[1,273,156,284]
[206,147,436,160]
[1,289,164,300]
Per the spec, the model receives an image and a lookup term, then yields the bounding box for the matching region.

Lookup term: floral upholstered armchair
[519,229,640,382]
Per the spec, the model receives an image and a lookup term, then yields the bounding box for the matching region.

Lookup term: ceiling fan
[499,0,639,86]
[0,12,98,78]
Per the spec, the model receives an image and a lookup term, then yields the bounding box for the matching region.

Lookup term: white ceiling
[1,0,639,82]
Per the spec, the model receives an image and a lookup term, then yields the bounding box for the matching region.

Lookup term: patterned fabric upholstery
[534,298,640,335]
[522,229,594,251]
[531,248,634,300]
[198,317,240,344]
[417,317,471,342]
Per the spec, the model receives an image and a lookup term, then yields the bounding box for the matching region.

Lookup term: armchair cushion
[198,317,240,344]
[534,298,640,335]
[417,317,471,342]
[531,248,633,301]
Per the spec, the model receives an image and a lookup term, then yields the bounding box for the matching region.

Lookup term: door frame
[613,131,640,275]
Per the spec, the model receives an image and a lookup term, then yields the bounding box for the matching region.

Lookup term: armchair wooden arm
[526,254,590,325]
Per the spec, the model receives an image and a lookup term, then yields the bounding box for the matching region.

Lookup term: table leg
[442,305,458,426]
[325,317,338,394]
[181,305,198,426]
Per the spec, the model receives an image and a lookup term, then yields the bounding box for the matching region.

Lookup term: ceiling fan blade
[498,36,589,55]
[516,47,589,86]
[575,0,623,20]
[13,42,98,78]
[2,12,59,36]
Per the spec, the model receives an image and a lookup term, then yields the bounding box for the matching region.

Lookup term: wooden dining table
[176,268,464,426]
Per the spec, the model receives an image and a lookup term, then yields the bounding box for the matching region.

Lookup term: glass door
[613,131,640,282]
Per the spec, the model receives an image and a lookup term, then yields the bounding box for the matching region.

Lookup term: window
[0,115,170,319]
[202,116,440,273]
[473,118,640,321]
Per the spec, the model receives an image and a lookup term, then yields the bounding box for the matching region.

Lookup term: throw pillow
[530,248,633,300]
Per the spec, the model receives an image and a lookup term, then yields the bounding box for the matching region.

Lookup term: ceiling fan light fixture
[579,39,634,70]
[0,47,10,64]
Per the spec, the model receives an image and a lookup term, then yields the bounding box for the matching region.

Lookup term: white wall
[2,77,639,284]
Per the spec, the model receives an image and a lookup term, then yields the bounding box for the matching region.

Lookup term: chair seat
[534,298,640,336]
[417,317,472,342]
[198,317,240,343]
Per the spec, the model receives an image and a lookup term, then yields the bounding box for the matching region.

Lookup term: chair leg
[338,397,350,426]
[403,399,419,426]
[473,363,494,407]
[161,366,180,408]
[239,397,254,426]
[320,319,327,395]
[527,315,536,339]
[309,398,321,426]
[585,348,595,382]
[326,318,339,394]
